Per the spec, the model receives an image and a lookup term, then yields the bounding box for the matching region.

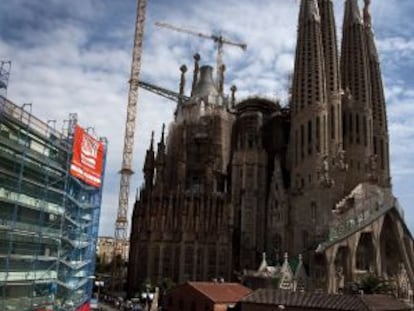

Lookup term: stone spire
[230,85,237,109]
[160,123,165,144]
[318,0,340,94]
[318,0,343,150]
[179,64,187,105]
[290,0,328,190]
[343,0,363,26]
[363,0,372,28]
[191,53,200,96]
[341,0,370,109]
[363,0,390,186]
[341,0,374,192]
[143,131,155,189]
[299,0,321,22]
[218,64,226,95]
[155,124,166,184]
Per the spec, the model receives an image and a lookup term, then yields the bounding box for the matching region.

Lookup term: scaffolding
[0,96,107,311]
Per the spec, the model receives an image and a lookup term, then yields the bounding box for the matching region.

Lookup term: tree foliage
[359,273,396,295]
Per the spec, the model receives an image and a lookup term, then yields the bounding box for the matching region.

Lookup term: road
[99,302,146,311]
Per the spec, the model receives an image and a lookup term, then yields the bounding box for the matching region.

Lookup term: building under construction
[0,90,107,310]
[128,0,414,300]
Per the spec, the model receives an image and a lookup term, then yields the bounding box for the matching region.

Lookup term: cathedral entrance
[356,232,375,273]
[380,215,403,278]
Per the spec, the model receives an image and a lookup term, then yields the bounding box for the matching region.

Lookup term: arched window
[311,202,317,223]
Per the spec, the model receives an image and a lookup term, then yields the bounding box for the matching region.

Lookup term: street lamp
[141,291,154,311]
[95,280,105,306]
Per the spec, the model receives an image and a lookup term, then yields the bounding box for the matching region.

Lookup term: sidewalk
[99,302,119,311]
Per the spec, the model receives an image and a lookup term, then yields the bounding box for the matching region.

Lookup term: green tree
[359,273,395,294]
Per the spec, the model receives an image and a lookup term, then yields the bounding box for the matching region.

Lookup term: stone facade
[127,0,414,298]
[97,236,129,264]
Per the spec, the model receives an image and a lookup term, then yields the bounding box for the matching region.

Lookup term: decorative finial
[179,65,187,104]
[262,252,266,260]
[284,252,288,263]
[298,254,303,263]
[180,64,187,74]
[363,0,372,28]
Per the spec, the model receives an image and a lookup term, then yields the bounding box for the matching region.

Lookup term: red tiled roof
[242,289,367,310]
[241,289,411,311]
[188,282,252,303]
[361,295,411,311]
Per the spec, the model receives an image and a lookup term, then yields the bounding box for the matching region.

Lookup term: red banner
[70,125,104,188]
[76,302,91,311]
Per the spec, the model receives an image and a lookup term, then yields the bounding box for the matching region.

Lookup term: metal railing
[0,96,70,148]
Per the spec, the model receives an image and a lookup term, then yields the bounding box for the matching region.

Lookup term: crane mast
[112,0,147,291]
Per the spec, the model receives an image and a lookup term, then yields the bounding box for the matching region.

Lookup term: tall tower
[363,0,390,187]
[318,0,342,153]
[289,0,331,253]
[127,62,235,293]
[230,99,278,270]
[341,0,373,193]
[290,0,328,188]
[317,0,349,203]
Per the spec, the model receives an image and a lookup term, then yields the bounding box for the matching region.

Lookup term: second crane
[155,21,247,90]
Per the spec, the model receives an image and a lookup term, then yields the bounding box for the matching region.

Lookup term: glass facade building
[0,95,107,311]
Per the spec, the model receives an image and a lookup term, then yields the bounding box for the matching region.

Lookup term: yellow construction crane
[155,21,247,88]
[112,0,147,292]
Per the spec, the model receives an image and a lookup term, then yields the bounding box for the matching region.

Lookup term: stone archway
[380,215,403,278]
[356,232,375,272]
[311,253,327,291]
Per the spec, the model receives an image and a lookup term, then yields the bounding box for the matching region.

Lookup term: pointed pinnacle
[161,123,165,143]
[150,131,154,150]
[363,0,372,28]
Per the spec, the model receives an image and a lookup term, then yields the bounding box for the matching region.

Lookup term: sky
[0,0,413,237]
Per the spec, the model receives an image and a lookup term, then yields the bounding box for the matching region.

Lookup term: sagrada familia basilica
[127,0,414,298]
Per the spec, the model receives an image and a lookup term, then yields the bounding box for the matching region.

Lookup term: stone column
[326,247,336,294]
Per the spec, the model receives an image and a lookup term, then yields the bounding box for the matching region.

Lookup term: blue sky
[1,0,413,236]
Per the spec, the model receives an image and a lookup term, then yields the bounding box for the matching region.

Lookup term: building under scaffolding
[0,95,107,311]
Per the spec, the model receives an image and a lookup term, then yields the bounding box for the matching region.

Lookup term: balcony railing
[1,219,61,238]
[0,269,57,281]
[0,186,65,215]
